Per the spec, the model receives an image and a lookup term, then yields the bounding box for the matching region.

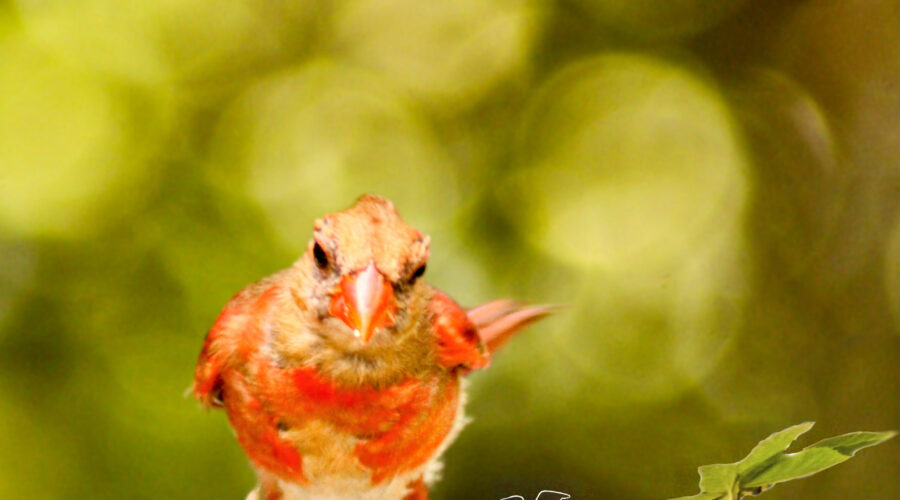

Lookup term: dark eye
[409,264,426,284]
[313,242,329,269]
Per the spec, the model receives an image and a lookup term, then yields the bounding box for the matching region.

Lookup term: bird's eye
[409,264,426,284]
[313,242,329,269]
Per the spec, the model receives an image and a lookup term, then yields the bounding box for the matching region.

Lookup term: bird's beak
[329,262,396,343]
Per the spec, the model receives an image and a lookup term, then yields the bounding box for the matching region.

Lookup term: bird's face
[301,195,430,345]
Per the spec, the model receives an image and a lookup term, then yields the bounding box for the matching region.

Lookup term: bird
[193,194,552,500]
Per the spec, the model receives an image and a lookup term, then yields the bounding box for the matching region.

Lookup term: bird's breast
[231,360,465,489]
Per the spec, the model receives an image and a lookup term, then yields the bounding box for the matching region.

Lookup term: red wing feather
[429,290,488,370]
[430,291,553,370]
[193,304,241,408]
[193,281,278,408]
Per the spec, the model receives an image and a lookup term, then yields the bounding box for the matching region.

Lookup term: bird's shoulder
[428,288,488,371]
[193,269,296,407]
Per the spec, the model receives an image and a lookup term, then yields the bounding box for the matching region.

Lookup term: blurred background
[0,0,897,498]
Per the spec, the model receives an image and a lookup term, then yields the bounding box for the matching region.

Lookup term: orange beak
[329,262,396,342]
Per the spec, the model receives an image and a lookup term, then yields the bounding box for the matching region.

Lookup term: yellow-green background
[0,1,897,498]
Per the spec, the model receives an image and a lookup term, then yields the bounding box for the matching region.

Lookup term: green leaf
[742,430,898,488]
[697,464,737,492]
[806,430,898,456]
[741,446,848,487]
[735,422,814,475]
[668,424,896,500]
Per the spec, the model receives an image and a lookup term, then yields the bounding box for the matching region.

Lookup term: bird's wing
[193,276,283,408]
[430,290,553,371]
[429,290,489,370]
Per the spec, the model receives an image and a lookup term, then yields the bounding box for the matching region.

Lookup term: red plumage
[193,195,551,500]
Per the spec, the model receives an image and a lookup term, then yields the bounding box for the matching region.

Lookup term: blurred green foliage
[0,0,897,499]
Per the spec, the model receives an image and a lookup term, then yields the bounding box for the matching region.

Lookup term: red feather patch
[429,291,488,370]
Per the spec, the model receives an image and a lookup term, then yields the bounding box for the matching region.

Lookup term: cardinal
[193,195,552,500]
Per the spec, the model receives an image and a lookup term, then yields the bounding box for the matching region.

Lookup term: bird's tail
[467,300,557,354]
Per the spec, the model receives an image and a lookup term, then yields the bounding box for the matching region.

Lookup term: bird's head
[297,194,431,347]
